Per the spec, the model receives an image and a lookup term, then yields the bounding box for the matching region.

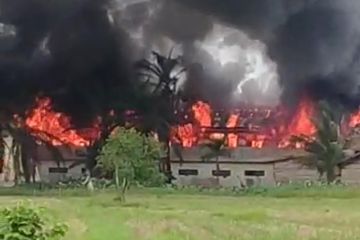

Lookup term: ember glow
[25,97,100,146]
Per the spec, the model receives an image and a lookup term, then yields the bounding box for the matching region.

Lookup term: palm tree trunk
[326,168,336,184]
[20,146,31,183]
[165,138,171,175]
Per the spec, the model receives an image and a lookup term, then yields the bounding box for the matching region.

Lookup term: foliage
[293,101,345,183]
[136,50,186,97]
[0,202,68,240]
[97,127,166,188]
[50,177,115,190]
[5,189,360,239]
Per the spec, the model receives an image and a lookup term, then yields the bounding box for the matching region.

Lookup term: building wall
[342,162,360,184]
[171,162,275,187]
[37,161,85,183]
[274,160,318,183]
[170,146,305,162]
[170,146,311,187]
[36,145,87,162]
[36,145,86,183]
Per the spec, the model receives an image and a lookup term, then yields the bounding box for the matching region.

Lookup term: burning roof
[172,97,360,150]
[25,97,100,147]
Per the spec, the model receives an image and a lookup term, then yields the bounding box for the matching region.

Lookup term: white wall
[274,160,318,183]
[35,145,86,182]
[171,162,275,187]
[342,161,360,184]
[37,161,85,183]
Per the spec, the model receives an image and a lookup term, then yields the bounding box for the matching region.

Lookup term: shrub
[97,127,166,188]
[0,201,68,240]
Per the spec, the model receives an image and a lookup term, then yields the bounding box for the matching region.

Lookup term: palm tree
[136,50,186,97]
[136,50,186,177]
[293,101,345,183]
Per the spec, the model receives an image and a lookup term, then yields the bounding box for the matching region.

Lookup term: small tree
[97,127,165,201]
[293,101,345,183]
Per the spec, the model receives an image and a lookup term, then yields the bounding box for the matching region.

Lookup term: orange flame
[349,109,360,128]
[25,97,98,146]
[250,134,266,149]
[173,124,196,147]
[192,101,212,127]
[172,97,320,149]
[226,114,239,148]
[278,97,316,148]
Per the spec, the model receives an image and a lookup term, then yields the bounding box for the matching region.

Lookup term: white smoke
[197,24,280,105]
[112,1,281,106]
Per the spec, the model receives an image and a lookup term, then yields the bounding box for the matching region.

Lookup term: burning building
[1,1,360,186]
[169,99,360,187]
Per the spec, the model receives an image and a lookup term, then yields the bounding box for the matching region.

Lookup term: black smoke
[179,0,360,109]
[1,0,360,127]
[0,0,135,126]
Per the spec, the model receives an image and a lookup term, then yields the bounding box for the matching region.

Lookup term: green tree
[97,127,165,201]
[293,101,345,183]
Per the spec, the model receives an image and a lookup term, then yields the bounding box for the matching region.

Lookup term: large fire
[21,96,360,149]
[25,97,99,146]
[172,97,318,149]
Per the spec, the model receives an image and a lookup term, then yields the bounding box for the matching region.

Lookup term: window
[48,167,68,173]
[179,169,198,176]
[212,170,231,178]
[245,170,265,177]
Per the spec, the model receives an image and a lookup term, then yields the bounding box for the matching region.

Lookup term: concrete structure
[35,145,86,182]
[340,152,360,184]
[170,146,317,187]
[0,135,87,185]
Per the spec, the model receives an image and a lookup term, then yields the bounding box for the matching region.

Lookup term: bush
[0,202,68,240]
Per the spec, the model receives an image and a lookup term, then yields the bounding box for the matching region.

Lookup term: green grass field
[2,187,360,240]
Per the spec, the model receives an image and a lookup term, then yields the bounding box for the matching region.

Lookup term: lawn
[2,189,360,240]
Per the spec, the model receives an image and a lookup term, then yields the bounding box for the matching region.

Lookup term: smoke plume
[179,0,360,108]
[0,0,134,126]
[1,0,360,126]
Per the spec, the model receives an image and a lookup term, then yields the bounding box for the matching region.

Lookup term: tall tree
[136,50,186,176]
